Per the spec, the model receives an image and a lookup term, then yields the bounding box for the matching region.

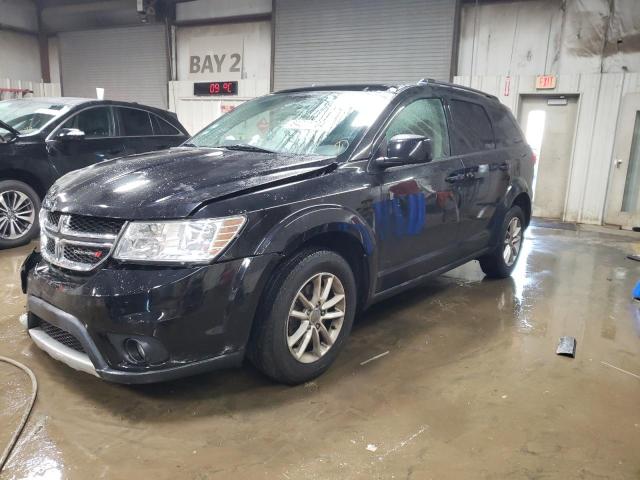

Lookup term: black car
[0,97,189,248]
[21,80,534,385]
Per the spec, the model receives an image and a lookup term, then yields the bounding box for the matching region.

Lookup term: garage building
[1,1,639,479]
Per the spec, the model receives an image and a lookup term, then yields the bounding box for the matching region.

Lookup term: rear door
[445,97,509,256]
[115,107,156,156]
[374,97,465,292]
[46,106,125,176]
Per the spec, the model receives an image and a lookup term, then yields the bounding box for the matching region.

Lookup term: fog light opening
[124,338,147,364]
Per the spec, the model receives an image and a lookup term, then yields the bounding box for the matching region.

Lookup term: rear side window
[118,108,152,136]
[151,114,181,135]
[488,106,523,147]
[448,99,495,154]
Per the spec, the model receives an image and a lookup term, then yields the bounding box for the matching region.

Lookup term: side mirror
[56,128,85,141]
[375,134,433,169]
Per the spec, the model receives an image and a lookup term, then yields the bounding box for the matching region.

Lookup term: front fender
[253,204,376,257]
[253,204,378,305]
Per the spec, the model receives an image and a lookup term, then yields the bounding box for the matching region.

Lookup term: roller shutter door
[273,0,457,91]
[59,25,168,109]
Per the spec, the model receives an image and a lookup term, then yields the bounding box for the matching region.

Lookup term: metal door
[605,93,640,229]
[518,96,578,220]
[273,0,457,90]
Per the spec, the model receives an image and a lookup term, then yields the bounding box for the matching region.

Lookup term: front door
[373,97,465,292]
[605,93,640,229]
[46,106,125,177]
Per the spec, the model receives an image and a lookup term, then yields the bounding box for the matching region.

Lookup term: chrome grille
[40,210,126,272]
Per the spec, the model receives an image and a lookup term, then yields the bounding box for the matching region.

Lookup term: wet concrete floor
[1,226,639,479]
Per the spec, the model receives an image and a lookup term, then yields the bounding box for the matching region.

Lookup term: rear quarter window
[488,106,524,148]
[448,99,495,154]
[151,114,181,135]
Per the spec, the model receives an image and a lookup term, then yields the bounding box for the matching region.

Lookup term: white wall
[458,0,640,77]
[455,73,640,225]
[0,30,41,82]
[172,20,272,133]
[48,36,61,84]
[0,78,61,100]
[456,0,640,226]
[0,0,41,83]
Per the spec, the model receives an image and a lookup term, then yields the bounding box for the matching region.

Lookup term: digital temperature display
[193,81,238,96]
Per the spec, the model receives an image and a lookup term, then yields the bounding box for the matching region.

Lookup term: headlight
[113,216,246,263]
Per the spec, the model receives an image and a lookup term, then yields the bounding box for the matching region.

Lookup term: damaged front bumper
[21,249,278,384]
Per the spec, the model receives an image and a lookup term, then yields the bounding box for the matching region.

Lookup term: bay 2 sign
[190,53,242,74]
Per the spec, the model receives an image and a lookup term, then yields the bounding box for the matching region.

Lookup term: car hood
[44,147,337,219]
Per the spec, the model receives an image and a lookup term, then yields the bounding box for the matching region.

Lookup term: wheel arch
[0,169,47,198]
[254,205,378,311]
[511,191,531,228]
[502,178,532,226]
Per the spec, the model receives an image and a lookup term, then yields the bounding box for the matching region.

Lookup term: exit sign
[536,75,556,89]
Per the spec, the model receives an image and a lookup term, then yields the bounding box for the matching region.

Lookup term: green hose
[0,355,37,473]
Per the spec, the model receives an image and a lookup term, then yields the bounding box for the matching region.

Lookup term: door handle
[499,162,509,171]
[445,173,467,183]
[107,149,124,155]
[614,158,623,168]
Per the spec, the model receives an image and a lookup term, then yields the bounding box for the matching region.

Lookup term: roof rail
[417,78,499,101]
[275,84,395,94]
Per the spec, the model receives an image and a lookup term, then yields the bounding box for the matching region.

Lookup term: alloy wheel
[503,216,522,267]
[0,190,35,240]
[287,272,346,364]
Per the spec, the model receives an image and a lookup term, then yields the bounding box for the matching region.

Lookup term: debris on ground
[360,351,390,366]
[601,361,640,380]
[366,444,378,452]
[556,336,577,357]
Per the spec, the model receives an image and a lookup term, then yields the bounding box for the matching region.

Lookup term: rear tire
[0,180,40,249]
[479,205,525,279]
[248,248,357,385]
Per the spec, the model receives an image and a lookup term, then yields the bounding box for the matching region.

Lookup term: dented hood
[44,147,336,219]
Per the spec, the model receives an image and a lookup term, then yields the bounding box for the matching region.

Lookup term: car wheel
[479,205,525,279]
[0,180,40,249]
[248,248,357,385]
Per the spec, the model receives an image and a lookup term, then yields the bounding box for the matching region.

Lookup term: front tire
[0,180,40,249]
[248,248,357,385]
[479,205,525,279]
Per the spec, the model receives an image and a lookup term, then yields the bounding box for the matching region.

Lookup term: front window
[0,100,71,136]
[189,90,394,157]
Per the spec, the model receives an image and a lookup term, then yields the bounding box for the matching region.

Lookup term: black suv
[21,81,533,385]
[0,97,189,248]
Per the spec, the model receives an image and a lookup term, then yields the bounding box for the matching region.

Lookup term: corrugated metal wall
[59,25,168,109]
[454,73,640,226]
[273,0,457,91]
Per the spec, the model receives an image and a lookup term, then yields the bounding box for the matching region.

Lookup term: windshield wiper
[0,120,20,137]
[216,144,276,154]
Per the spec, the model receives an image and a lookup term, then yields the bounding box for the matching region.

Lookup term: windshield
[0,100,71,136]
[189,90,394,156]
